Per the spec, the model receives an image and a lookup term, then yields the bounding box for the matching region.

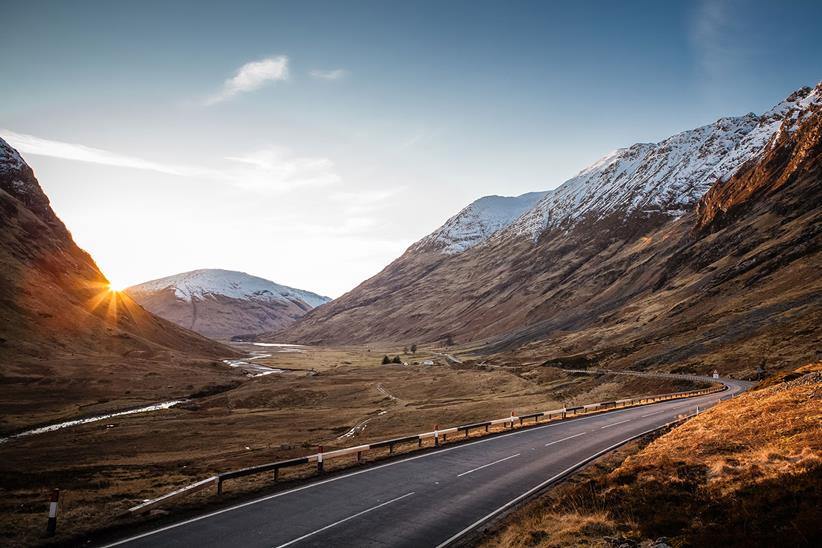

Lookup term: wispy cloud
[225,146,341,191]
[309,68,348,81]
[690,0,747,87]
[0,129,339,193]
[0,128,217,177]
[204,55,289,105]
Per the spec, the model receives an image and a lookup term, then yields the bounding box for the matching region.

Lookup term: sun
[107,281,124,293]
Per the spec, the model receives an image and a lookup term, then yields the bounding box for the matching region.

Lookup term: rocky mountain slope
[126,269,330,340]
[0,139,240,432]
[411,191,548,254]
[278,83,822,377]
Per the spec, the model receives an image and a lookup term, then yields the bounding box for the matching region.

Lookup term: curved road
[104,377,750,548]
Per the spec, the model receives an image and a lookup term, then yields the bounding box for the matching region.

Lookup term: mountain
[277,83,822,376]
[411,191,548,254]
[0,139,240,432]
[126,269,331,340]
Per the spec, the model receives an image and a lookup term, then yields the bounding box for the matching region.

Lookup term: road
[104,377,750,548]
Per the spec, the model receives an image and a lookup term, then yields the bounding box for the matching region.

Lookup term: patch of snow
[495,85,819,241]
[412,191,548,254]
[0,137,26,175]
[127,269,331,308]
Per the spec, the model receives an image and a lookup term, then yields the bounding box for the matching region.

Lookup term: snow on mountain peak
[127,269,330,308]
[500,85,819,241]
[0,138,26,175]
[412,191,548,254]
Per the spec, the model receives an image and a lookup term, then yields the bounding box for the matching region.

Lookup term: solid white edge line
[434,421,694,548]
[600,419,631,429]
[100,385,735,547]
[273,491,415,548]
[544,432,586,446]
[457,454,521,477]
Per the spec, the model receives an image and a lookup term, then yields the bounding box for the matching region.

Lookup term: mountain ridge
[126,269,331,340]
[276,82,822,376]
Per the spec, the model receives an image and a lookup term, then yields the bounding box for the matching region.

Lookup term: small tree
[410,344,417,354]
[445,335,454,347]
[392,355,402,364]
[381,355,391,365]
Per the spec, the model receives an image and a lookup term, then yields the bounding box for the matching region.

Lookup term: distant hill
[126,269,331,340]
[0,138,240,432]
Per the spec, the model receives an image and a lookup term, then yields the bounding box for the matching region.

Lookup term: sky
[1,0,820,297]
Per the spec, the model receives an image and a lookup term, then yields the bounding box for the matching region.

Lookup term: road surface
[104,377,750,548]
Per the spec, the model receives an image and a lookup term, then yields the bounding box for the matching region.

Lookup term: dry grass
[481,362,822,547]
[0,347,697,547]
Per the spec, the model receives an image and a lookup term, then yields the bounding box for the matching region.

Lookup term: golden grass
[482,362,822,547]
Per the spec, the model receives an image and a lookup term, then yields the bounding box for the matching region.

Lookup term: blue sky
[1,0,820,296]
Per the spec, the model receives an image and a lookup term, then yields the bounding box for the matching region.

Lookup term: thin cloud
[309,68,348,81]
[0,128,217,177]
[225,146,341,192]
[0,128,340,193]
[205,56,289,105]
[690,0,747,87]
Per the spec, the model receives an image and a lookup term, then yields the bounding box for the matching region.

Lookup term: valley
[0,343,702,545]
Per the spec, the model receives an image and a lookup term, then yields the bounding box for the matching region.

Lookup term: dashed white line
[600,419,631,429]
[641,409,666,417]
[457,453,520,477]
[273,491,415,548]
[545,432,586,446]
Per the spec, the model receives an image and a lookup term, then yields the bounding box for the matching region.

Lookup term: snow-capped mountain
[280,82,822,355]
[412,191,548,254]
[499,86,817,241]
[129,269,329,308]
[126,269,331,340]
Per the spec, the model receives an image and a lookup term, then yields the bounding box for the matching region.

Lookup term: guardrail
[129,379,726,514]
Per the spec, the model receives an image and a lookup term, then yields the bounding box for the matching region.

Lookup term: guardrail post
[418,437,423,447]
[46,488,59,537]
[485,424,489,432]
[389,442,395,455]
[273,468,279,482]
[216,477,223,495]
[317,446,324,474]
[464,427,469,438]
[357,450,363,463]
[434,425,439,447]
[510,410,515,428]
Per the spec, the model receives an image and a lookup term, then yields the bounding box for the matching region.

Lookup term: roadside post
[317,446,324,474]
[46,489,59,537]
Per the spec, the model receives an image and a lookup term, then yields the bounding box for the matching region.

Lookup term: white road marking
[545,432,586,446]
[641,409,666,417]
[102,383,736,547]
[273,491,415,548]
[457,453,520,477]
[600,419,631,429]
[434,423,691,548]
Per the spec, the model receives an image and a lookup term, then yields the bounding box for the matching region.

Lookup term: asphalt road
[104,377,751,548]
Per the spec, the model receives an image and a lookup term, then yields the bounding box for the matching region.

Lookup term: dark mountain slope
[0,139,241,433]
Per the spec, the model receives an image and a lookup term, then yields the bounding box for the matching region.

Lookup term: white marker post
[317,446,324,474]
[46,489,59,536]
[434,425,439,447]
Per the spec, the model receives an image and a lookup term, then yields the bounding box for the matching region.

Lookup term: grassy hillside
[481,362,822,547]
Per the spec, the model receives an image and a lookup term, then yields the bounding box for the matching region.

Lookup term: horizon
[2,0,821,297]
